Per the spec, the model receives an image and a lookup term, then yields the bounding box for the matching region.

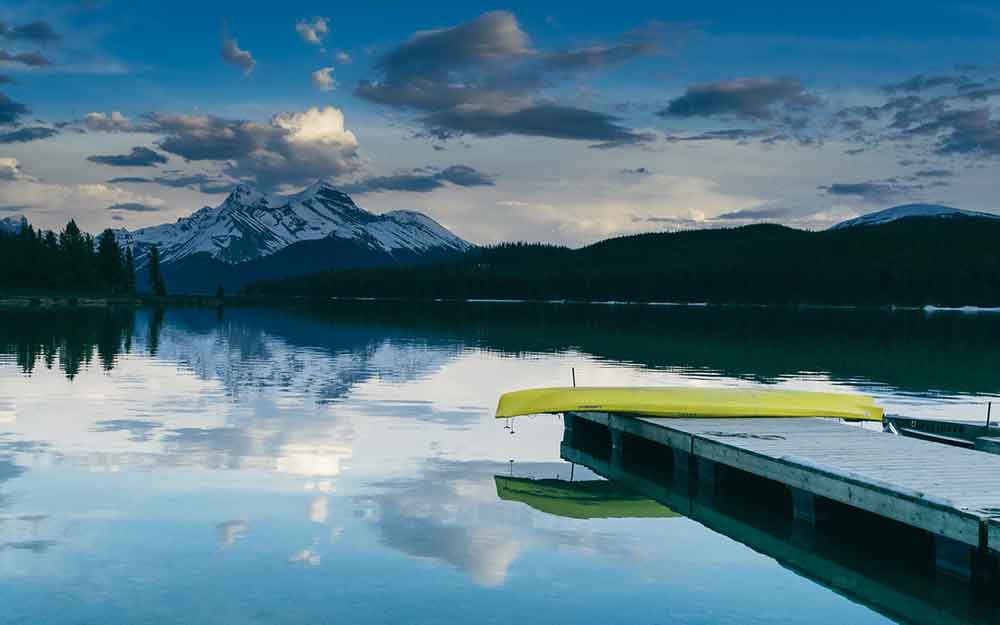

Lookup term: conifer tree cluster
[0,218,138,294]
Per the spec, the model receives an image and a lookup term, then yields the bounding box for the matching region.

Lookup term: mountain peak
[830,203,1000,230]
[295,179,357,207]
[226,182,269,207]
[128,179,471,268]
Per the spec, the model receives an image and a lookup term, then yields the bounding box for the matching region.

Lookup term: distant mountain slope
[250,216,1000,306]
[117,181,471,292]
[831,204,1000,229]
[0,215,26,234]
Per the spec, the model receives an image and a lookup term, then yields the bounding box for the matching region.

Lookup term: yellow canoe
[495,387,883,421]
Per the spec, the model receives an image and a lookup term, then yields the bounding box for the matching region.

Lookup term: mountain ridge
[122,181,471,268]
[830,203,1000,230]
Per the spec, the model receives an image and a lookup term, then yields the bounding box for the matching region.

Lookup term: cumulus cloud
[342,165,494,194]
[356,10,660,145]
[0,92,29,124]
[0,126,57,144]
[421,104,651,145]
[540,22,672,73]
[827,68,1000,163]
[817,179,940,204]
[296,17,329,45]
[0,157,34,181]
[221,26,256,75]
[110,172,233,194]
[912,168,954,178]
[75,184,166,208]
[664,128,774,143]
[148,105,359,189]
[905,108,1000,157]
[83,111,130,131]
[334,50,351,64]
[0,174,165,216]
[882,74,970,94]
[0,20,61,44]
[660,78,819,120]
[0,49,50,67]
[715,206,792,220]
[87,146,168,167]
[311,66,335,91]
[107,202,161,212]
[106,176,152,184]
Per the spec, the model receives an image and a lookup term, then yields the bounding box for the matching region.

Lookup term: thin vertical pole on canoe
[988,402,993,428]
[572,367,576,388]
[569,463,575,482]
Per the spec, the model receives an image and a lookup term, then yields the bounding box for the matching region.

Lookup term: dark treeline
[249,218,1000,306]
[0,219,136,294]
[0,308,139,379]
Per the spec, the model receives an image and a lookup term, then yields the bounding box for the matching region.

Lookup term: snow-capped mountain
[114,181,472,293]
[831,204,1000,230]
[0,214,26,234]
[125,181,471,266]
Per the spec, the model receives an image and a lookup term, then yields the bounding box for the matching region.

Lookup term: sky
[1,0,999,245]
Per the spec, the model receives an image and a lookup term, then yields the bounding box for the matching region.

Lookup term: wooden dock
[564,412,1000,581]
[561,443,993,625]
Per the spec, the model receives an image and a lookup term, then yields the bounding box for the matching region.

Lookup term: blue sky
[1,0,1000,244]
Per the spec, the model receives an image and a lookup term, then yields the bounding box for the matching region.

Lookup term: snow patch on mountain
[0,214,27,234]
[831,204,1000,230]
[126,181,472,266]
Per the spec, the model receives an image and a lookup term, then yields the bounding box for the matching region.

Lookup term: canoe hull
[495,387,883,421]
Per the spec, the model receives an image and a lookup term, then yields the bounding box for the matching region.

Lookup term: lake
[1,302,999,625]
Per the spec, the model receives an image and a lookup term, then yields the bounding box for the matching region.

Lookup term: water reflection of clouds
[0,513,57,555]
[0,457,25,483]
[357,459,650,588]
[91,420,162,442]
[216,520,248,547]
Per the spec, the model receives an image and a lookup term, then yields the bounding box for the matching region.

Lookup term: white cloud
[148,105,361,189]
[84,111,130,132]
[0,157,35,182]
[333,50,351,64]
[296,17,329,46]
[272,105,357,147]
[311,66,335,92]
[0,164,166,229]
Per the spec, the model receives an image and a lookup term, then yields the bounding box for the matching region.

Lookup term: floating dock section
[562,412,1000,582]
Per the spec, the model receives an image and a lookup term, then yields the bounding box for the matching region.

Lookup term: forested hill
[249,216,1000,306]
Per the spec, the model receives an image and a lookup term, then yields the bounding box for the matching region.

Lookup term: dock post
[790,488,825,525]
[672,448,692,474]
[695,457,717,497]
[563,413,576,445]
[934,535,974,580]
[610,427,624,465]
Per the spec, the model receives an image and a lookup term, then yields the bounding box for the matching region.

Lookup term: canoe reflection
[494,475,677,519]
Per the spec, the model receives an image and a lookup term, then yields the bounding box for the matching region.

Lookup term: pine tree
[58,220,100,290]
[148,245,167,296]
[124,247,136,294]
[97,229,124,292]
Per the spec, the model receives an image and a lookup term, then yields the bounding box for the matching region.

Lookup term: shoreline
[2,292,1000,314]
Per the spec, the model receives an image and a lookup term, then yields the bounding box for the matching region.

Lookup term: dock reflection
[559,436,1000,625]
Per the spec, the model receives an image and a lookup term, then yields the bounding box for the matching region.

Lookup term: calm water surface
[1,303,999,625]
